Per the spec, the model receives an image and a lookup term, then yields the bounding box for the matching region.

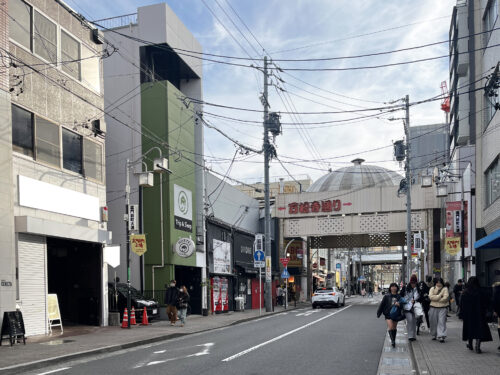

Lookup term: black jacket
[417,281,430,306]
[453,284,464,301]
[377,293,401,319]
[165,286,179,306]
[493,284,500,315]
[178,292,190,309]
[460,288,493,341]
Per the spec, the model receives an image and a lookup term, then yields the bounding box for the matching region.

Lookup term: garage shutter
[18,234,47,336]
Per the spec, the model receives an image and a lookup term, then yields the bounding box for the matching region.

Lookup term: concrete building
[102,4,206,314]
[446,0,500,286]
[409,124,448,180]
[1,0,111,336]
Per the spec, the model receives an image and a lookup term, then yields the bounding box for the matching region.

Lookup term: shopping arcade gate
[276,185,442,263]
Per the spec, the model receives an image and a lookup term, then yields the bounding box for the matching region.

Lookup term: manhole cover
[41,339,76,346]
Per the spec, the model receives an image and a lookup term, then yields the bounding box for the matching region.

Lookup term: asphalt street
[28,299,386,375]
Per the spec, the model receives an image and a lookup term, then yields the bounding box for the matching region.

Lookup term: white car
[312,287,345,308]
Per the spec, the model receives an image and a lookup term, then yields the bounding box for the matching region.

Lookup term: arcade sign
[288,199,343,214]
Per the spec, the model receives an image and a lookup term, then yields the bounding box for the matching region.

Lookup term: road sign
[254,250,265,268]
[281,268,290,279]
[336,263,341,269]
[280,258,289,267]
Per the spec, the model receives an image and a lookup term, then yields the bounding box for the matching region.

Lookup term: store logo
[174,238,195,258]
[178,190,189,215]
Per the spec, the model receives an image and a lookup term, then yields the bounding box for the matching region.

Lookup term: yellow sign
[131,234,147,256]
[48,294,61,321]
[445,237,461,255]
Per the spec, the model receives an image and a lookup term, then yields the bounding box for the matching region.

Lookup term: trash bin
[234,297,245,312]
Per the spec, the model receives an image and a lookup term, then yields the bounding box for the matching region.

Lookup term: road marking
[295,310,320,317]
[154,350,166,354]
[144,343,214,367]
[37,368,71,375]
[222,305,352,362]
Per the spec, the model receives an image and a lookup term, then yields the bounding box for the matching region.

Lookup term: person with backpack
[377,283,406,348]
[401,275,419,341]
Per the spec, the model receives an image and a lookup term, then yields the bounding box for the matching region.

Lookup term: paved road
[28,300,386,375]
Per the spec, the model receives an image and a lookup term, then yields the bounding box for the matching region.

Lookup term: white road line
[222,305,352,362]
[37,368,71,375]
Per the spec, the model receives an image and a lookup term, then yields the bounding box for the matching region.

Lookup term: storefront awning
[313,275,325,282]
[475,228,500,249]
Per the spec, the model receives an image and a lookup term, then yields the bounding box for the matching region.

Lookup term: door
[251,278,264,310]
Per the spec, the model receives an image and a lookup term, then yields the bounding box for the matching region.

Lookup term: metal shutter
[18,234,47,336]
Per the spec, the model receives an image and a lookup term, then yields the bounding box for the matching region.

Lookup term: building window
[35,116,60,168]
[485,0,499,42]
[62,128,82,174]
[83,139,103,181]
[9,0,32,50]
[11,104,33,157]
[33,10,57,64]
[485,157,500,206]
[61,30,81,80]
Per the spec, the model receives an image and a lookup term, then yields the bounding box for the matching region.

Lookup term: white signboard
[174,237,195,258]
[213,239,231,274]
[128,205,138,231]
[174,184,193,232]
[18,175,100,221]
[103,245,121,268]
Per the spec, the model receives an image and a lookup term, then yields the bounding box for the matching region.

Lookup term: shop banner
[284,240,303,267]
[213,239,231,274]
[445,237,461,256]
[130,234,147,256]
[445,201,468,250]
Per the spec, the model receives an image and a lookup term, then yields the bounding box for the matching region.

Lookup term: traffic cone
[140,307,149,326]
[121,308,129,328]
[130,307,137,325]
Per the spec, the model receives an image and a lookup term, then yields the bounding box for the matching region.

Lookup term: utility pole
[404,94,412,284]
[125,159,131,328]
[262,56,272,312]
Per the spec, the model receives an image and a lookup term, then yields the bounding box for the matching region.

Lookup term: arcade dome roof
[307,159,402,193]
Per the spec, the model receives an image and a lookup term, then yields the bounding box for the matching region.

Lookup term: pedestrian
[492,281,500,351]
[417,275,431,334]
[460,276,493,353]
[177,285,190,327]
[165,280,179,326]
[377,282,405,348]
[453,279,464,316]
[401,275,419,341]
[361,287,366,298]
[429,277,449,342]
[368,284,374,298]
[444,281,452,316]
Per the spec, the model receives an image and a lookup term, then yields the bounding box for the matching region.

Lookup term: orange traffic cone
[130,307,137,325]
[121,308,129,328]
[140,307,149,326]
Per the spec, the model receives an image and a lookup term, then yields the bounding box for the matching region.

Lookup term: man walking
[453,279,464,316]
[165,280,179,326]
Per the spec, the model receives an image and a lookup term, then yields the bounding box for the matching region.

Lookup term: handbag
[413,302,424,317]
[389,297,407,321]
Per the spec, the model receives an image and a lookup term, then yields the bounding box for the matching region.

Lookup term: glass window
[11,105,33,157]
[9,0,31,50]
[62,128,82,174]
[83,139,102,181]
[486,0,499,41]
[61,30,80,80]
[81,45,101,92]
[485,158,500,206]
[35,116,60,167]
[34,10,57,64]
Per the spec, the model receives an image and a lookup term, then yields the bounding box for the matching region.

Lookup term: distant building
[409,124,448,180]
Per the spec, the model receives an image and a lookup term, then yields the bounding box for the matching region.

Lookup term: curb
[0,304,306,375]
[410,338,431,375]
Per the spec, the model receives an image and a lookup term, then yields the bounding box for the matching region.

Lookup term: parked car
[109,283,160,321]
[312,287,345,308]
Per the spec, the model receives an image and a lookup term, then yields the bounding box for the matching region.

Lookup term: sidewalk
[0,304,306,375]
[411,314,500,375]
[377,320,417,375]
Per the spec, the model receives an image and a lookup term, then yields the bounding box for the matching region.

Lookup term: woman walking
[177,285,190,327]
[377,283,405,348]
[400,275,419,341]
[429,278,449,342]
[493,281,500,351]
[460,277,492,353]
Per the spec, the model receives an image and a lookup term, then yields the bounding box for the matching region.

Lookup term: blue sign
[254,250,265,262]
[357,276,366,281]
[281,268,290,279]
[336,263,341,269]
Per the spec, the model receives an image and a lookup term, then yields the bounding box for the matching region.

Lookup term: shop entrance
[175,266,201,315]
[47,238,101,326]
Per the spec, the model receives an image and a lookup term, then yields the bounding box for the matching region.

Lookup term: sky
[68,0,458,185]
